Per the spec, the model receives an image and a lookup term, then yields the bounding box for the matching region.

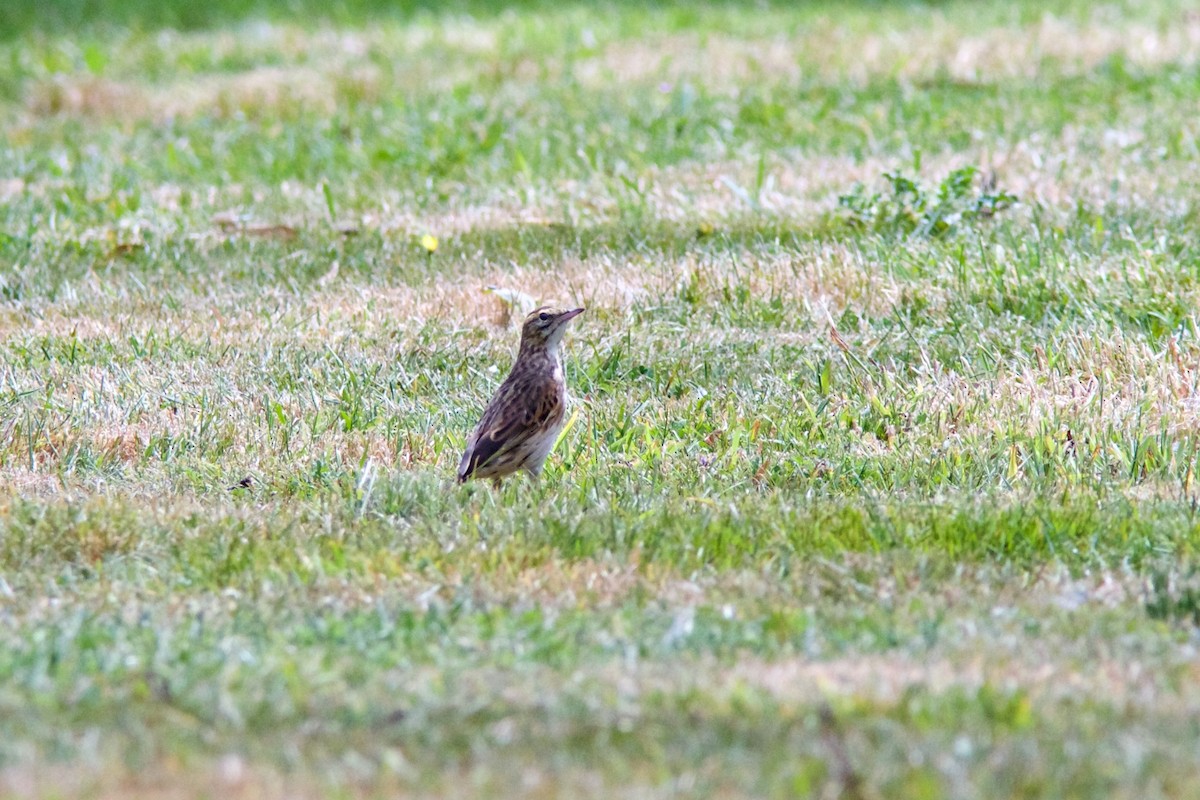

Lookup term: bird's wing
[457,402,529,481]
[457,375,563,481]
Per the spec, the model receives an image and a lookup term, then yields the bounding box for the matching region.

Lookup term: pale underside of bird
[458,305,584,485]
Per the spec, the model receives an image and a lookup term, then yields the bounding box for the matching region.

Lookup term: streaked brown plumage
[458,305,584,484]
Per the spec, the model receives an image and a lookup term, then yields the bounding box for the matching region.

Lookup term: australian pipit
[457,305,585,484]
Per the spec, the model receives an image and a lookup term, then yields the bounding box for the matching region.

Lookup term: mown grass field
[3,0,1200,796]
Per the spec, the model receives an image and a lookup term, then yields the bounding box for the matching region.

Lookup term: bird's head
[519,305,585,353]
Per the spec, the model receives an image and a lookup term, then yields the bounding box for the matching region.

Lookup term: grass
[3,0,1200,796]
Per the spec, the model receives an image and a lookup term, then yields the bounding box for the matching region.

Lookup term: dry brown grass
[25,66,371,121]
[19,19,501,123]
[580,14,1200,89]
[730,648,1198,710]
[0,763,324,800]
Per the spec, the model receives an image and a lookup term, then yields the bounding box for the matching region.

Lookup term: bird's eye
[538,312,550,321]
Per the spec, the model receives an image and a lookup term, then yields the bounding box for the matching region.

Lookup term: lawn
[2,0,1200,796]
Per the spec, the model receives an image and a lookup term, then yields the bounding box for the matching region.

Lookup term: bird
[458,305,585,485]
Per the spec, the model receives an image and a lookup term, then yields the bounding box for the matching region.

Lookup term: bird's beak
[561,307,585,321]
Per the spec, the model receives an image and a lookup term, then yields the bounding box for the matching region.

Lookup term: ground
[2,0,1200,797]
